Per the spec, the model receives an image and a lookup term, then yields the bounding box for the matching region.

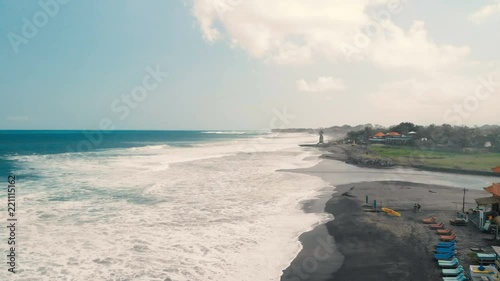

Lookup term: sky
[1,0,500,130]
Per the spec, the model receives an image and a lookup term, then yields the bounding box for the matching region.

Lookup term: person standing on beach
[414,203,418,213]
[417,203,421,212]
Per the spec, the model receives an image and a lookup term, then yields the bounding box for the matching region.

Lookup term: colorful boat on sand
[381,207,401,217]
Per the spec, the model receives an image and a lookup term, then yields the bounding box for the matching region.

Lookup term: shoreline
[281,158,495,281]
[321,144,500,178]
[324,184,436,281]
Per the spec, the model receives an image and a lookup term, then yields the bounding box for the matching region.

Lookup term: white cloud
[468,2,500,24]
[368,70,500,125]
[370,76,475,107]
[297,77,346,92]
[190,0,470,70]
[191,0,222,42]
[368,21,470,70]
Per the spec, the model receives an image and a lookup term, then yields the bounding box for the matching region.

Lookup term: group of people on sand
[414,203,421,213]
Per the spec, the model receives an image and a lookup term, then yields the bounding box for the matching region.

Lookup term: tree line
[345,122,500,151]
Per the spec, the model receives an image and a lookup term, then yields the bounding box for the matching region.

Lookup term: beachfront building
[492,166,500,173]
[472,183,500,233]
[368,131,412,145]
[368,132,386,144]
[472,196,500,231]
[386,132,401,137]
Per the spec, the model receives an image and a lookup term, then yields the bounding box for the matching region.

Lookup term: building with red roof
[485,183,500,196]
[386,132,401,137]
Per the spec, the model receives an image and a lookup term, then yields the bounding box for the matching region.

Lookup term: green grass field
[369,145,500,172]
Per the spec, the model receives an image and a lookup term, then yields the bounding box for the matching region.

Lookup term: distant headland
[278,122,500,177]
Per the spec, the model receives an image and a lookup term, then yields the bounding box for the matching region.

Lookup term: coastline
[321,144,500,177]
[281,158,495,281]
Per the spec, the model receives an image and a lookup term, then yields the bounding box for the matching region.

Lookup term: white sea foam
[201,131,248,134]
[6,133,331,280]
[128,144,173,151]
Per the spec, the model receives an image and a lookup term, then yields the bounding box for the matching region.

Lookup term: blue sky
[1,0,500,129]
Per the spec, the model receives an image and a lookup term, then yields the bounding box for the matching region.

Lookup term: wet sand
[281,179,494,281]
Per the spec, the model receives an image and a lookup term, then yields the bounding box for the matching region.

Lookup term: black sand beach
[281,178,495,281]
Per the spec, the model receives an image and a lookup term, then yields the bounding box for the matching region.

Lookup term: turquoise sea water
[0,131,328,280]
[0,130,260,178]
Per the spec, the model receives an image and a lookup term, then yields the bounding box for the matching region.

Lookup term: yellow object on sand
[472,269,492,273]
[381,207,401,217]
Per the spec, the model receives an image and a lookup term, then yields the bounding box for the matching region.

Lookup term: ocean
[0,131,330,280]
